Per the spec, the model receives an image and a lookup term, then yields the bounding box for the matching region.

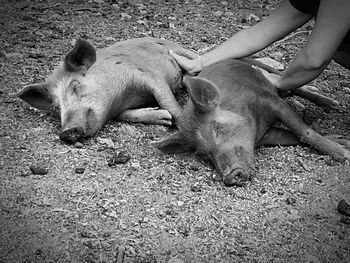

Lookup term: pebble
[111,4,119,9]
[74,142,83,148]
[75,167,85,174]
[260,188,267,194]
[120,13,131,20]
[337,199,350,216]
[190,182,202,192]
[108,150,130,166]
[214,11,223,17]
[30,164,48,175]
[286,197,296,205]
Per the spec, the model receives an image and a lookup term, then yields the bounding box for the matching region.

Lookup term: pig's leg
[269,97,350,161]
[118,107,172,126]
[292,86,339,110]
[141,76,182,121]
[257,127,301,146]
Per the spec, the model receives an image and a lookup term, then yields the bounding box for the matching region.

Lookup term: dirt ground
[0,0,349,262]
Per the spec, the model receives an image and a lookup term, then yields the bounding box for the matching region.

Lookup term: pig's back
[96,38,189,89]
[199,58,276,97]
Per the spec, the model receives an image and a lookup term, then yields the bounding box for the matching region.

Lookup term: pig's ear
[184,76,220,113]
[64,38,96,74]
[151,132,195,154]
[9,83,53,111]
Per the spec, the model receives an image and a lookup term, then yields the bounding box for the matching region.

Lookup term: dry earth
[0,0,350,262]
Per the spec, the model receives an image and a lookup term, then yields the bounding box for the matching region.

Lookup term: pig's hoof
[119,108,173,126]
[59,127,85,144]
[304,85,340,110]
[223,169,249,187]
[325,135,350,149]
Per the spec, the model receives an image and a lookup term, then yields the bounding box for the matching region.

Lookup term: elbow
[302,52,330,71]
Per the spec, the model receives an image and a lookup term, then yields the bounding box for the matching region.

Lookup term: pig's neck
[107,81,149,120]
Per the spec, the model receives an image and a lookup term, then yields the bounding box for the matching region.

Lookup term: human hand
[253,66,280,87]
[169,50,202,75]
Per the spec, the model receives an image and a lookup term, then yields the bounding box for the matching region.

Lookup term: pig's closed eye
[70,80,80,94]
[213,121,229,136]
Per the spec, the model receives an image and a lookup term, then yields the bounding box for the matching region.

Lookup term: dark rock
[286,197,296,205]
[59,127,85,144]
[75,167,85,174]
[28,52,45,59]
[108,150,130,166]
[190,183,202,192]
[30,164,48,175]
[337,199,350,216]
[260,188,267,194]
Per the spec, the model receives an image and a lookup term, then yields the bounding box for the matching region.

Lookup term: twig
[297,157,311,172]
[58,149,71,154]
[198,44,217,54]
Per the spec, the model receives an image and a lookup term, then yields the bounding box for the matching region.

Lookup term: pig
[10,38,197,143]
[152,58,350,186]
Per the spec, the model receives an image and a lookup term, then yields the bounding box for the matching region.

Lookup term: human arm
[170,0,312,74]
[275,0,350,91]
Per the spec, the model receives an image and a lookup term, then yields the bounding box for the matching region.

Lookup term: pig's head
[153,76,256,186]
[10,39,111,143]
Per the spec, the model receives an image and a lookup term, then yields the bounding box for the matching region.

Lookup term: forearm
[276,51,330,91]
[200,28,272,67]
[200,0,311,69]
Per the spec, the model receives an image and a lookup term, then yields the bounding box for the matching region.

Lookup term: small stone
[75,167,85,174]
[314,177,323,183]
[28,52,45,59]
[19,170,30,177]
[214,11,223,17]
[108,150,130,166]
[120,13,131,20]
[260,188,267,194]
[103,232,111,238]
[212,171,222,182]
[286,197,296,205]
[74,142,83,148]
[337,199,350,216]
[190,182,202,192]
[111,4,119,9]
[247,13,260,22]
[190,164,199,171]
[30,164,48,175]
[6,52,24,59]
[130,161,141,170]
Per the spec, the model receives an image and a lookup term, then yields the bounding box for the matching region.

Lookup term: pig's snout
[59,127,85,144]
[223,169,249,187]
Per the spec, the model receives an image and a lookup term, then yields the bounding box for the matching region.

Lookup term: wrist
[191,57,204,74]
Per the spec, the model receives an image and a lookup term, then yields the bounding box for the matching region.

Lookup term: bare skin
[170,0,350,91]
